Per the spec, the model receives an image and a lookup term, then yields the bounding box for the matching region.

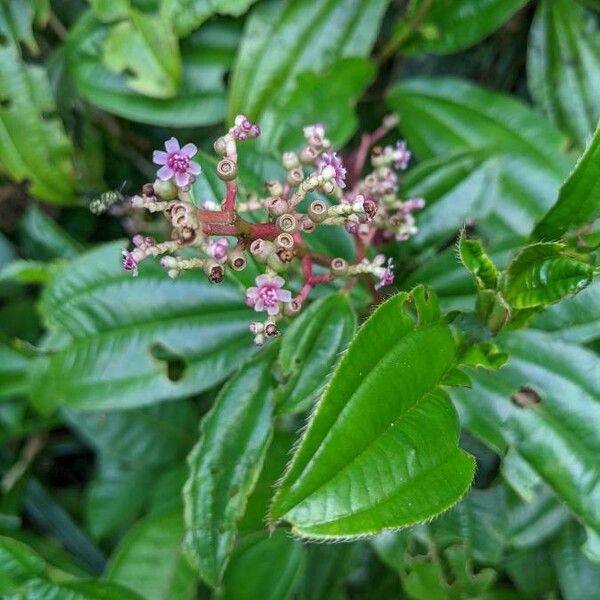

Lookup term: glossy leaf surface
[183,350,275,586]
[30,241,255,412]
[270,288,475,538]
[275,293,356,415]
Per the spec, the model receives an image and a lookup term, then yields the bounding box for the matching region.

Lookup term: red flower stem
[297,283,312,303]
[202,224,239,235]
[301,255,313,280]
[223,181,237,211]
[309,274,334,285]
[197,209,235,224]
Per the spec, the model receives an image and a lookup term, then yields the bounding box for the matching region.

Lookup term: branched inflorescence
[122,115,424,345]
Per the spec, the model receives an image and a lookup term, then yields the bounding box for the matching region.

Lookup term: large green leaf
[0,40,75,204]
[388,77,571,240]
[270,287,475,539]
[275,293,356,416]
[532,279,600,343]
[532,126,600,240]
[0,344,30,400]
[183,350,275,587]
[503,242,595,309]
[67,13,238,126]
[258,58,375,152]
[106,510,196,600]
[451,330,600,553]
[0,0,48,54]
[0,535,141,599]
[162,0,259,37]
[528,0,600,149]
[401,0,528,56]
[228,0,388,122]
[102,10,182,99]
[220,531,305,600]
[66,400,196,537]
[30,241,256,412]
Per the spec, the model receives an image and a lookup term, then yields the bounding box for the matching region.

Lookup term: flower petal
[254,299,265,311]
[246,287,259,299]
[256,274,270,287]
[175,171,189,187]
[165,137,180,153]
[157,165,174,181]
[188,161,201,175]
[267,304,280,316]
[272,276,285,288]
[153,150,168,165]
[277,289,292,303]
[181,143,198,158]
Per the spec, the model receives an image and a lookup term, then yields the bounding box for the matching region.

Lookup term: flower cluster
[121,116,424,345]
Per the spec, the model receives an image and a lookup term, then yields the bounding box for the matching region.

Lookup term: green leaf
[389,77,571,240]
[258,58,376,152]
[552,522,600,600]
[30,241,256,412]
[228,0,388,122]
[0,535,46,594]
[528,0,600,149]
[275,293,356,416]
[0,344,30,400]
[402,0,528,56]
[106,510,196,600]
[532,278,600,343]
[162,0,259,37]
[67,13,238,126]
[0,0,45,54]
[103,10,182,99]
[183,350,275,587]
[270,287,475,539]
[0,41,75,204]
[220,531,305,600]
[88,0,130,22]
[503,242,595,309]
[458,233,499,290]
[15,579,144,599]
[20,205,83,260]
[0,260,58,285]
[451,330,600,542]
[532,126,600,240]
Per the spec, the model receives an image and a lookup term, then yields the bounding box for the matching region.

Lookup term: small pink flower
[246,274,292,316]
[232,115,260,141]
[153,137,201,188]
[122,249,139,276]
[392,141,411,170]
[317,152,347,189]
[208,238,229,261]
[402,197,425,213]
[374,256,395,290]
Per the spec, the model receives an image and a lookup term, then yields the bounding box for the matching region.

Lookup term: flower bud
[214,137,227,155]
[153,178,178,200]
[265,180,284,197]
[264,322,279,337]
[300,216,316,233]
[142,183,155,196]
[216,158,237,181]
[320,180,335,195]
[330,257,348,276]
[228,250,247,271]
[308,199,328,223]
[276,213,297,233]
[286,167,304,186]
[275,232,294,250]
[204,261,224,283]
[284,298,302,316]
[282,151,300,170]
[249,238,275,263]
[266,197,289,217]
[299,146,319,164]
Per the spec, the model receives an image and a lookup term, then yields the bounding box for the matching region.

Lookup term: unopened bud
[228,250,247,271]
[265,180,284,197]
[282,151,300,170]
[153,178,178,200]
[204,261,224,283]
[267,197,289,217]
[142,183,155,196]
[214,137,227,155]
[300,216,316,233]
[249,238,275,263]
[308,199,328,223]
[320,180,335,195]
[275,232,294,249]
[299,146,319,164]
[216,158,237,181]
[284,298,303,316]
[276,213,297,233]
[264,322,279,337]
[287,167,304,186]
[330,257,348,276]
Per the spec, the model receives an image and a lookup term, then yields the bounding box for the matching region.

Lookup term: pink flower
[392,141,411,170]
[153,137,201,188]
[374,255,395,290]
[122,249,139,276]
[317,152,347,189]
[402,197,425,213]
[246,274,292,316]
[208,238,229,261]
[232,115,260,141]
